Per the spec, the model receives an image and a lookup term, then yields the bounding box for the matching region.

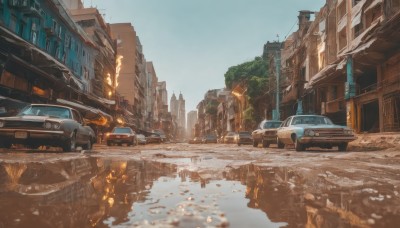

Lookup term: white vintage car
[0,104,95,152]
[276,115,357,152]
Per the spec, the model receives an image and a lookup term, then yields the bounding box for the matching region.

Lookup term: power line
[284,19,298,39]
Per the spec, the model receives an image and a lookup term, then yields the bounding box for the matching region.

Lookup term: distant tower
[178,92,186,131]
[170,92,178,119]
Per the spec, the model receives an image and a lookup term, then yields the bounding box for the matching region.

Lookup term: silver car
[0,104,95,152]
[277,115,356,152]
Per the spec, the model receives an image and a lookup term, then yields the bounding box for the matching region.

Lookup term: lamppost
[274,51,281,121]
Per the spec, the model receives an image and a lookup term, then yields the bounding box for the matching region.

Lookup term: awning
[306,63,338,88]
[56,99,113,126]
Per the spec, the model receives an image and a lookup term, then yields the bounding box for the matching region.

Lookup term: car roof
[30,104,73,110]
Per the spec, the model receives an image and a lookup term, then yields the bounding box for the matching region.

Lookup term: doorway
[361,100,379,133]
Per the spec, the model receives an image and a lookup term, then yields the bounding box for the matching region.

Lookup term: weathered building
[146,61,158,130]
[186,110,197,138]
[109,23,137,114]
[61,1,117,115]
[278,0,400,134]
[0,0,102,115]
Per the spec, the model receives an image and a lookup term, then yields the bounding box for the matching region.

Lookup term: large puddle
[0,156,398,227]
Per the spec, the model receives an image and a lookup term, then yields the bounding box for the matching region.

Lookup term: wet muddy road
[0,143,399,228]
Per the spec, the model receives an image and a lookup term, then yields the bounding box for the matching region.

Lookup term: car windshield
[291,116,333,125]
[239,132,251,136]
[263,121,282,129]
[137,134,145,139]
[207,135,217,139]
[17,105,71,119]
[113,128,131,133]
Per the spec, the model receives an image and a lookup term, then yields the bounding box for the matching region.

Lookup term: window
[337,1,347,20]
[45,39,51,52]
[338,29,347,51]
[31,22,37,44]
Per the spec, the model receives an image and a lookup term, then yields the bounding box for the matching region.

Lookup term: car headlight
[53,123,61,129]
[44,122,61,130]
[305,129,315,136]
[44,122,52,129]
[0,120,4,128]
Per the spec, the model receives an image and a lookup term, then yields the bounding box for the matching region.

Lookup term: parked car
[153,129,167,142]
[235,131,253,146]
[136,134,147,145]
[0,104,95,152]
[223,132,237,144]
[106,127,137,146]
[202,134,218,143]
[252,120,283,148]
[276,115,357,152]
[188,137,202,144]
[146,133,162,144]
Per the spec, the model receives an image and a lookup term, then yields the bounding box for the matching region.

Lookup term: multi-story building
[109,23,137,115]
[61,0,117,113]
[186,110,197,139]
[278,0,400,134]
[146,61,158,130]
[0,0,100,112]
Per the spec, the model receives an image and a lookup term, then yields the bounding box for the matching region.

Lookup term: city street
[1,142,399,227]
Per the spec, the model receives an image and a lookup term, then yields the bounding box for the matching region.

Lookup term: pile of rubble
[349,133,400,151]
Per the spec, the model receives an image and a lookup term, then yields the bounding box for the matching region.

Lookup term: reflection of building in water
[224,164,385,227]
[0,158,177,227]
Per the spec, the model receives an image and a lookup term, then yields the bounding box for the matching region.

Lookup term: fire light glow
[106,73,112,86]
[115,55,124,88]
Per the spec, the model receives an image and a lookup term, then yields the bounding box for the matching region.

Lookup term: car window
[291,116,333,125]
[113,128,132,133]
[263,121,282,129]
[72,110,82,123]
[284,117,292,127]
[18,106,72,119]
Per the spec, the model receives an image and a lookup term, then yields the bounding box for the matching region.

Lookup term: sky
[84,0,325,112]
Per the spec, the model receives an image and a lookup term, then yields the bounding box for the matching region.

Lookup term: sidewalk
[349,132,400,151]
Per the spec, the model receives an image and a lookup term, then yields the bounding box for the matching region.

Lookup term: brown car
[252,120,283,148]
[0,104,95,152]
[106,127,137,146]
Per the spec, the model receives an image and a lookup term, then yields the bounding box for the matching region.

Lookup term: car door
[278,117,292,144]
[72,109,88,144]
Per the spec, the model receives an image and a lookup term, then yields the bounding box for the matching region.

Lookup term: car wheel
[262,139,270,148]
[252,140,258,147]
[63,132,76,152]
[83,139,92,150]
[277,138,285,149]
[295,138,305,152]
[338,143,348,152]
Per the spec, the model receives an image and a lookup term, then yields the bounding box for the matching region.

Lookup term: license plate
[15,131,28,139]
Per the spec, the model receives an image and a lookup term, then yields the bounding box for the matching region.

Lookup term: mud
[0,142,399,227]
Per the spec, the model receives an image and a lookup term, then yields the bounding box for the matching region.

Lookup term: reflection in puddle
[0,159,399,227]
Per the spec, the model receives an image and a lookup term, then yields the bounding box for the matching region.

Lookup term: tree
[224,56,269,125]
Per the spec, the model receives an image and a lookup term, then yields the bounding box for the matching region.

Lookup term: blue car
[276,115,357,151]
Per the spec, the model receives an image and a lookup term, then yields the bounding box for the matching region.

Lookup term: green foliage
[224,56,268,89]
[224,56,270,125]
[205,100,219,115]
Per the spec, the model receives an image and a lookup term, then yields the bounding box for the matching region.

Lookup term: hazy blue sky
[85,0,325,112]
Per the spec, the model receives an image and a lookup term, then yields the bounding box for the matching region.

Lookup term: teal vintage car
[276,115,357,152]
